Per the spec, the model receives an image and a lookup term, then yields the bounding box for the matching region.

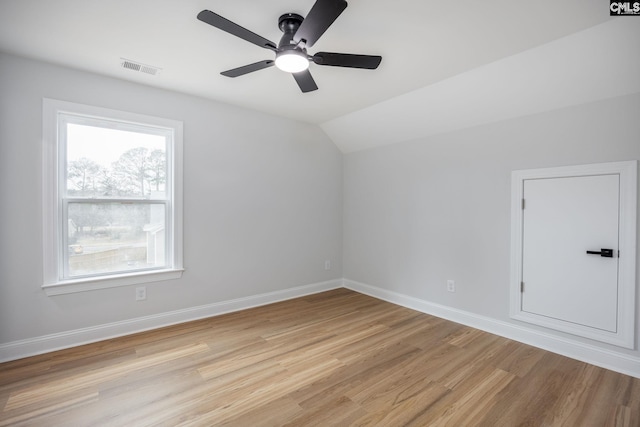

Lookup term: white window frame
[43,98,183,295]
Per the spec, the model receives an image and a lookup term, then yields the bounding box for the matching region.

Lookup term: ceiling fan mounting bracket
[278,13,304,32]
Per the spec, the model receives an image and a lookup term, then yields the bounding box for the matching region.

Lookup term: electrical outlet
[325,260,331,270]
[447,280,455,293]
[135,286,146,301]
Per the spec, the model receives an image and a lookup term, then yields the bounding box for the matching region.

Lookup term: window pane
[66,123,167,199]
[67,202,166,277]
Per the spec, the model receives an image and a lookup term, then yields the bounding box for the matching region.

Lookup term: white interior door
[511,161,636,348]
[521,174,620,332]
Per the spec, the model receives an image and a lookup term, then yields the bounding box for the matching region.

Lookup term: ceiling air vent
[120,58,161,76]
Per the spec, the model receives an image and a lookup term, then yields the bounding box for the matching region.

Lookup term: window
[43,99,183,295]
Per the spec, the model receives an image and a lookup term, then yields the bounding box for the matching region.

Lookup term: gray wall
[0,53,343,344]
[343,92,640,356]
[1,50,639,366]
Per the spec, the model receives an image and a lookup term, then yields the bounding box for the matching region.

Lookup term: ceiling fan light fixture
[275,50,309,73]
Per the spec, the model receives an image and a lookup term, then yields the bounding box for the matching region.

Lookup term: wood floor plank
[432,366,516,425]
[281,395,366,427]
[488,339,547,378]
[293,342,423,409]
[222,395,304,427]
[4,343,209,412]
[0,392,99,427]
[350,381,451,427]
[1,289,639,426]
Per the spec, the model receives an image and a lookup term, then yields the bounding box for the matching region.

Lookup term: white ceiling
[323,18,640,152]
[0,0,633,152]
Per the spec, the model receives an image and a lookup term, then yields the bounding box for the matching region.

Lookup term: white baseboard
[0,279,342,363]
[344,279,640,379]
[4,278,639,379]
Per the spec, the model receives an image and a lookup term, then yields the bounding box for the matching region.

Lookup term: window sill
[42,269,184,296]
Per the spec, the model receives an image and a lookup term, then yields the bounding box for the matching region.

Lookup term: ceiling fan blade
[292,70,319,93]
[197,10,277,51]
[312,52,382,69]
[221,60,275,78]
[293,0,348,48]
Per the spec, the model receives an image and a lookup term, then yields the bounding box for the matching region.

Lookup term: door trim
[510,161,637,349]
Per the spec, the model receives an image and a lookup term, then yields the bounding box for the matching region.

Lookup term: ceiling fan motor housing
[278,13,305,48]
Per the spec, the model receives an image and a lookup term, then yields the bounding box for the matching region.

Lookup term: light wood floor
[1,289,639,426]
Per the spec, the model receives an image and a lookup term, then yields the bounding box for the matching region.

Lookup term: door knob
[586,248,613,258]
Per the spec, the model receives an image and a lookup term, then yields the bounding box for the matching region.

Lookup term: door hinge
[520,282,524,292]
[522,199,525,210]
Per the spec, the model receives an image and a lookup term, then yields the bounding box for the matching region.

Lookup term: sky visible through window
[66,122,168,198]
[67,123,165,168]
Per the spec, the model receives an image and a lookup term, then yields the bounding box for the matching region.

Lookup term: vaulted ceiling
[1,0,637,152]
